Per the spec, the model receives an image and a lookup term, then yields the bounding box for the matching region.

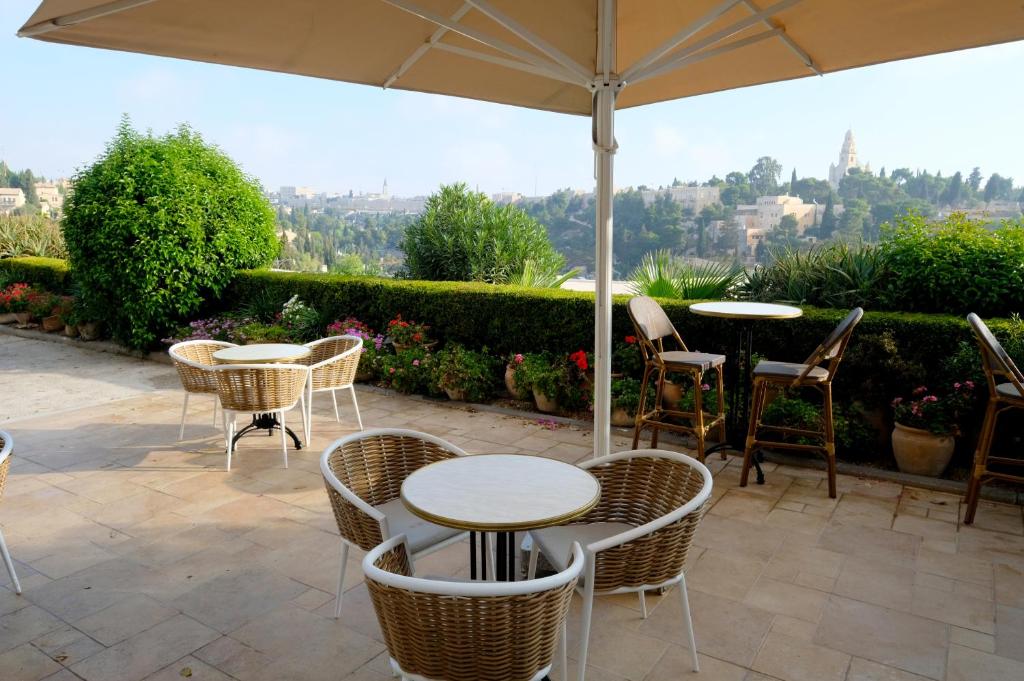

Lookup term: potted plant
[610,377,654,427]
[327,317,379,381]
[60,297,81,337]
[612,335,645,378]
[0,283,32,326]
[657,375,685,408]
[30,292,62,332]
[890,382,975,476]
[516,353,563,413]
[504,353,530,400]
[432,344,498,402]
[380,347,434,394]
[387,314,434,352]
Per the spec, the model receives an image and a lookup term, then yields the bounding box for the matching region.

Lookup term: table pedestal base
[469,530,517,581]
[705,442,765,484]
[230,413,302,451]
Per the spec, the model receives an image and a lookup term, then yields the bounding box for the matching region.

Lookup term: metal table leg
[230,413,302,451]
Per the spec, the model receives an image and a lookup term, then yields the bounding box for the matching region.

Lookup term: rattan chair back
[577,449,712,591]
[304,335,362,391]
[969,313,1024,400]
[365,534,583,681]
[321,429,467,551]
[0,431,11,499]
[628,296,689,361]
[169,340,237,394]
[213,364,309,413]
[797,307,863,384]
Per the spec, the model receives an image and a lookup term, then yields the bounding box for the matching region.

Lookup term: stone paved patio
[1,334,1024,681]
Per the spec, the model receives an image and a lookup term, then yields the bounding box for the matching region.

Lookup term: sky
[3,0,1023,198]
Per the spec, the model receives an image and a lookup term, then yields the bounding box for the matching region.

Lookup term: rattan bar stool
[627,296,726,462]
[213,363,309,471]
[302,335,364,441]
[528,449,713,680]
[0,430,22,594]
[741,308,863,498]
[365,533,582,681]
[964,313,1024,524]
[169,340,237,440]
[320,429,469,620]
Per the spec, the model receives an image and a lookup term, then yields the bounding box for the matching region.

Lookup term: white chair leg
[577,561,596,681]
[527,536,539,579]
[639,590,648,619]
[0,528,21,595]
[279,411,289,469]
[349,385,364,431]
[486,532,497,581]
[334,540,350,619]
[225,412,235,471]
[299,395,309,444]
[558,621,568,681]
[306,382,315,443]
[679,574,699,672]
[331,389,340,421]
[178,392,190,441]
[212,396,219,428]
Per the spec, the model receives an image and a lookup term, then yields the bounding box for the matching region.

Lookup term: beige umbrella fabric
[19,0,1024,464]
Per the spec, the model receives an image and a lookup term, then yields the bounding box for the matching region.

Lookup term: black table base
[469,530,517,581]
[230,413,302,450]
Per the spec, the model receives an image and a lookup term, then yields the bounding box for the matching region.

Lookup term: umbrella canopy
[20,0,1024,461]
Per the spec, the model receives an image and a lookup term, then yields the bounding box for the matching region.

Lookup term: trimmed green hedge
[0,256,71,292]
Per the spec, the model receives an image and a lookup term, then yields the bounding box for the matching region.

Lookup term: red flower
[412,333,422,342]
[569,350,588,372]
[624,335,637,345]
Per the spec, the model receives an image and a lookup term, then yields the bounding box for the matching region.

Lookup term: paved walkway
[0,338,1023,681]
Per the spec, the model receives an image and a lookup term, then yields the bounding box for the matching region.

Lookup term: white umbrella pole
[592,82,616,459]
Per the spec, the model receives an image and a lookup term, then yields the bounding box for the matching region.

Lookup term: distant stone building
[35,182,63,216]
[639,185,720,214]
[491,192,523,204]
[0,187,26,213]
[828,129,869,189]
[756,195,818,232]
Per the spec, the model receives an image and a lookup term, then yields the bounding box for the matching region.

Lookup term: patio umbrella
[19,0,1024,460]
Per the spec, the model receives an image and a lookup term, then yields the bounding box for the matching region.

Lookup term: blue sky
[3,0,1023,197]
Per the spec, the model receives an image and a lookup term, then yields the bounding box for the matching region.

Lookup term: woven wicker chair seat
[532,521,632,574]
[215,367,308,412]
[658,350,725,370]
[996,382,1023,400]
[753,360,829,382]
[374,498,462,553]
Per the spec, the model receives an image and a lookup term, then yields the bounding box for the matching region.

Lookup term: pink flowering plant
[892,381,975,435]
[326,317,384,380]
[379,347,434,394]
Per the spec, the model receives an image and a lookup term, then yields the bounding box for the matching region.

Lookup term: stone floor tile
[817,522,919,569]
[945,643,1024,681]
[762,508,828,536]
[831,494,897,530]
[995,603,1024,662]
[644,646,746,680]
[994,563,1024,607]
[845,657,934,680]
[743,577,827,622]
[685,549,766,601]
[891,515,958,543]
[833,555,915,612]
[910,584,994,634]
[769,615,817,642]
[950,625,996,653]
[192,635,274,680]
[0,643,64,681]
[23,558,162,621]
[709,489,777,523]
[815,595,947,680]
[69,614,219,681]
[915,547,992,585]
[0,604,64,654]
[751,631,850,681]
[40,670,87,681]
[173,567,308,634]
[143,655,234,681]
[961,501,1024,536]
[31,624,105,667]
[73,594,179,646]
[694,514,787,561]
[566,613,669,680]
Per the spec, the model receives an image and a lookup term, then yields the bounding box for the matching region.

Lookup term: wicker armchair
[302,335,364,440]
[741,307,863,498]
[627,296,726,461]
[168,340,237,440]
[213,364,309,471]
[964,313,1024,524]
[0,431,21,594]
[365,533,583,681]
[528,449,713,680]
[320,429,468,619]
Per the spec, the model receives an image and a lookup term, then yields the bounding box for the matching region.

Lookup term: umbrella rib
[627,0,803,84]
[432,43,586,87]
[17,0,160,37]
[463,0,592,82]
[632,28,782,85]
[740,0,821,75]
[379,0,578,83]
[383,2,473,88]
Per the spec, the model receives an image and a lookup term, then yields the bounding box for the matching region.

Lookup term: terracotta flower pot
[610,406,635,427]
[891,422,955,477]
[533,388,559,414]
[657,378,683,408]
[445,387,468,402]
[42,315,63,332]
[14,311,31,326]
[504,365,529,400]
[78,321,102,341]
[63,323,79,338]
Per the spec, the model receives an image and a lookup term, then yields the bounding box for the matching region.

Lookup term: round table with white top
[689,301,803,483]
[402,454,601,582]
[212,343,312,450]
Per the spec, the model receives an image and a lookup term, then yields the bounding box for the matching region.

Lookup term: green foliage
[744,241,886,309]
[400,183,566,285]
[892,383,976,436]
[61,119,278,348]
[279,295,322,343]
[0,215,66,259]
[610,377,654,413]
[878,213,1024,317]
[505,259,581,288]
[431,343,500,402]
[628,250,744,299]
[0,256,70,292]
[379,347,435,394]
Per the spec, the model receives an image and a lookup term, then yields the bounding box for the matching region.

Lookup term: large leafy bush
[61,120,277,348]
[399,183,566,284]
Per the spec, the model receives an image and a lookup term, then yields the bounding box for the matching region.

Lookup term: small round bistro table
[402,454,601,582]
[212,343,312,451]
[689,302,803,483]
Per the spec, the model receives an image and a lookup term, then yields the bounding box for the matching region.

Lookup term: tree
[62,119,278,348]
[400,182,565,284]
[941,171,963,207]
[984,174,1015,202]
[968,167,983,193]
[748,156,782,196]
[790,168,797,194]
[836,198,871,241]
[768,213,801,250]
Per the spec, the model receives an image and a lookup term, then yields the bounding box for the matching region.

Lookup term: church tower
[382,178,389,199]
[828,129,863,189]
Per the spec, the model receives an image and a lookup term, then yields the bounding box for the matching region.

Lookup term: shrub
[629,250,745,299]
[878,213,1024,317]
[61,119,278,348]
[0,214,66,259]
[279,296,322,343]
[0,282,31,312]
[610,377,654,414]
[380,347,434,394]
[432,344,500,402]
[399,183,566,285]
[0,256,70,292]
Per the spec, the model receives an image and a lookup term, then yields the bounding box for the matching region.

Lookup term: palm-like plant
[628,250,745,299]
[507,259,581,289]
[627,250,682,298]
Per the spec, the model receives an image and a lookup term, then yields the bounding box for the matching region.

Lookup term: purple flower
[412,359,420,367]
